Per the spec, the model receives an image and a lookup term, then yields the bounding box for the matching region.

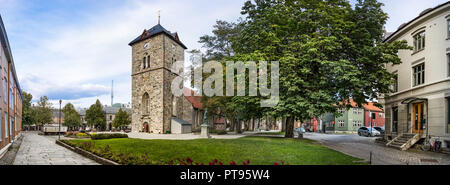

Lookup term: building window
[10,116,13,136]
[447,19,450,38]
[143,57,146,69]
[5,112,8,138]
[3,78,6,103]
[379,113,383,118]
[338,108,345,114]
[392,107,398,133]
[448,54,450,77]
[147,56,151,68]
[338,120,345,128]
[447,98,450,134]
[413,31,425,52]
[142,93,150,115]
[393,74,398,92]
[413,63,425,86]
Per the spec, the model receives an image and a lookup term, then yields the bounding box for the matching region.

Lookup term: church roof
[183,88,203,109]
[128,24,187,49]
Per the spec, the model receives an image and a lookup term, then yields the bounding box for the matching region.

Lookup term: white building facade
[381,2,450,149]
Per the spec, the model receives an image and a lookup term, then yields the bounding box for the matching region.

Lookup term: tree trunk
[285,116,295,138]
[282,117,286,132]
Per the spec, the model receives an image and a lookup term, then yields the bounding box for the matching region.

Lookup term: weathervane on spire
[158,10,161,24]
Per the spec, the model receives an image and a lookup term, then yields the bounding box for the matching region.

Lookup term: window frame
[338,120,345,128]
[413,63,425,87]
[392,106,398,133]
[4,112,8,138]
[413,31,425,52]
[447,54,450,77]
[447,98,450,134]
[393,74,399,92]
[447,19,450,39]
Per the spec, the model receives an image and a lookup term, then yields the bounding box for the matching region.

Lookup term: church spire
[158,10,161,25]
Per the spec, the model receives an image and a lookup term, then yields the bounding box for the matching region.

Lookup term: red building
[363,103,385,127]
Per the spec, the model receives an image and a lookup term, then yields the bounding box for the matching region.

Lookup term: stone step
[391,142,405,147]
[396,139,410,143]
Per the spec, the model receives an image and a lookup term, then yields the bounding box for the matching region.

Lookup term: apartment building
[0,15,23,157]
[381,2,450,150]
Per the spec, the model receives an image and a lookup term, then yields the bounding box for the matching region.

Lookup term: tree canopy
[22,91,35,127]
[198,0,411,137]
[34,96,53,126]
[62,103,81,129]
[86,100,106,130]
[112,108,131,129]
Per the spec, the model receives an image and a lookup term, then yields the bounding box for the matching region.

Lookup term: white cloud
[5,0,245,108]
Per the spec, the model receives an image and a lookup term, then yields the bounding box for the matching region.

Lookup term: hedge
[91,133,128,140]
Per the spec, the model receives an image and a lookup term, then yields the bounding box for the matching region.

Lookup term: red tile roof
[337,99,383,112]
[363,102,383,112]
[183,88,203,109]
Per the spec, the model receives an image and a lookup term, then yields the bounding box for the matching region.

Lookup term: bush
[91,133,128,140]
[76,133,89,137]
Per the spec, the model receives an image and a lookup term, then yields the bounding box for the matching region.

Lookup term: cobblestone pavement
[13,132,98,165]
[304,133,450,165]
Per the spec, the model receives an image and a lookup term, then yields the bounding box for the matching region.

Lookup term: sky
[0,0,448,108]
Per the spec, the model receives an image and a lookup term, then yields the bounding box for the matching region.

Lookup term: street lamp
[58,99,62,140]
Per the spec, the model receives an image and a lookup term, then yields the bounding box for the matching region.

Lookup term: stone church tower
[129,24,187,134]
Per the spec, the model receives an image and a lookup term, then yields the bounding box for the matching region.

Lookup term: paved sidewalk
[304,133,450,165]
[13,132,98,165]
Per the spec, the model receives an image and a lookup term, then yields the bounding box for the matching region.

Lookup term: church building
[129,23,201,134]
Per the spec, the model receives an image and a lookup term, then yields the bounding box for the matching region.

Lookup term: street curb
[55,140,119,165]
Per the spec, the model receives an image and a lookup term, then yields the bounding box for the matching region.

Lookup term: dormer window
[413,31,425,52]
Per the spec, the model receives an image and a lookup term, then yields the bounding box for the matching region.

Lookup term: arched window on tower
[172,95,177,117]
[143,57,147,69]
[142,93,150,115]
[147,56,151,69]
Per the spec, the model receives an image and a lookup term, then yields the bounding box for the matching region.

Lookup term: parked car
[358,127,380,137]
[294,127,306,134]
[373,127,385,135]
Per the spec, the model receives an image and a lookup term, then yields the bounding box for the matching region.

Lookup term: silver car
[358,127,380,137]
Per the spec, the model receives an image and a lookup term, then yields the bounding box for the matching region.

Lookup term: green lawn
[67,136,365,165]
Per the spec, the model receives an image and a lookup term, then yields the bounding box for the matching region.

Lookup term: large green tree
[34,96,53,128]
[227,0,410,138]
[112,108,131,130]
[199,20,243,60]
[62,103,81,130]
[85,100,106,130]
[21,91,35,129]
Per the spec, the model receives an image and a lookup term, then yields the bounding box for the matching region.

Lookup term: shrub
[217,130,228,135]
[76,133,89,137]
[91,133,128,140]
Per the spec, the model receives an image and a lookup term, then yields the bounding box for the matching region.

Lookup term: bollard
[369,151,372,165]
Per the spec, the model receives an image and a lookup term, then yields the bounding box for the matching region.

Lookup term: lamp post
[58,99,62,140]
